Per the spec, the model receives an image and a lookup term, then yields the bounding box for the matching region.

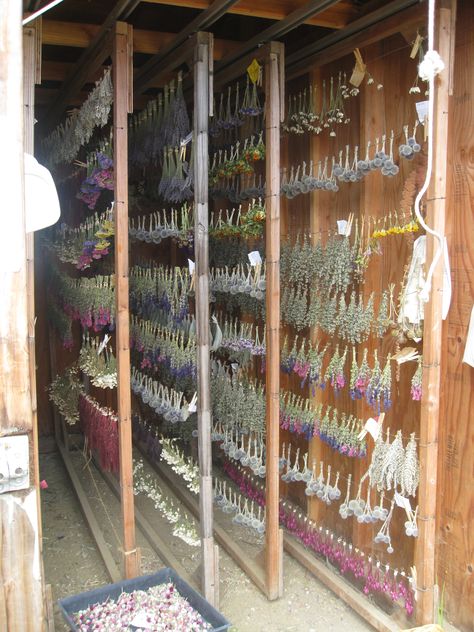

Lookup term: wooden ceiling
[27,0,422,128]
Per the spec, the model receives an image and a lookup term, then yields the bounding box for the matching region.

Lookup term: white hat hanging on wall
[24,153,61,233]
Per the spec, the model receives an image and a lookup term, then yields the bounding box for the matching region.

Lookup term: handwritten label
[410,33,423,59]
[247,59,261,84]
[248,250,262,266]
[337,219,351,236]
[415,100,429,124]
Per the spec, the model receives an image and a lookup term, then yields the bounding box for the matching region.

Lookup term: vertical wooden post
[113,21,139,580]
[0,2,45,629]
[415,2,453,624]
[193,33,219,606]
[193,31,219,607]
[23,23,43,548]
[264,42,284,601]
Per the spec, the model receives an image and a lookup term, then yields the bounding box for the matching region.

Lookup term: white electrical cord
[412,0,448,309]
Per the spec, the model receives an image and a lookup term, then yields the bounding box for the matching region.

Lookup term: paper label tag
[337,220,351,236]
[181,131,193,146]
[247,59,261,84]
[410,33,423,59]
[231,362,240,372]
[130,611,154,629]
[365,417,381,441]
[248,250,262,266]
[188,258,195,274]
[395,492,412,512]
[349,48,366,87]
[188,392,197,413]
[416,100,429,123]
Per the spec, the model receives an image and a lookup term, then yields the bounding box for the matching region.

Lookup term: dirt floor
[40,445,374,632]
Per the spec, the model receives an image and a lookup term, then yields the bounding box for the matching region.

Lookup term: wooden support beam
[193,31,219,608]
[134,0,239,93]
[44,0,138,129]
[113,21,139,581]
[216,0,341,75]
[57,442,122,584]
[0,10,43,628]
[415,2,453,625]
[41,19,241,58]
[140,0,356,29]
[286,0,424,77]
[264,41,285,602]
[23,25,43,554]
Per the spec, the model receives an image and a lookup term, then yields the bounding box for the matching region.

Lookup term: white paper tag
[337,220,351,236]
[395,492,412,512]
[181,131,193,146]
[188,392,198,413]
[416,100,429,123]
[365,417,381,441]
[248,250,262,266]
[231,362,240,372]
[188,258,195,274]
[97,334,111,355]
[130,611,154,629]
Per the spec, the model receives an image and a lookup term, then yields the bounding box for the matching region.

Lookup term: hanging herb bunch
[76,146,114,210]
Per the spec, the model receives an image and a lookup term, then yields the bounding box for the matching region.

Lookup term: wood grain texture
[265,43,285,600]
[193,31,219,607]
[435,1,474,629]
[113,21,139,580]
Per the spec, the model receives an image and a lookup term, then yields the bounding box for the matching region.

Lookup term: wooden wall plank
[0,2,44,629]
[436,1,474,629]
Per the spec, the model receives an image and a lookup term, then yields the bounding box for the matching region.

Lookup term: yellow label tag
[247,59,261,85]
[410,33,423,59]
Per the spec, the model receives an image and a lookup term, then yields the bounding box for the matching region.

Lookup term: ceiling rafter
[134,0,240,93]
[43,0,140,129]
[140,0,357,29]
[286,0,422,75]
[41,19,240,57]
[215,0,342,75]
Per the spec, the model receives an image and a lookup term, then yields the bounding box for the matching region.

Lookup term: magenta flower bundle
[77,152,114,210]
[222,458,414,617]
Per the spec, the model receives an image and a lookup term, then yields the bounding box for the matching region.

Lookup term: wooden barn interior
[0,0,472,630]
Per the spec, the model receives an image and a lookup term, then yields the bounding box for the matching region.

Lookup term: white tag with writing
[188,258,195,274]
[337,219,351,236]
[416,100,429,123]
[248,250,262,266]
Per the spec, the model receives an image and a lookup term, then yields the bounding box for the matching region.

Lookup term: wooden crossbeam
[42,19,240,58]
[134,0,239,93]
[286,0,423,76]
[216,0,341,74]
[140,0,357,29]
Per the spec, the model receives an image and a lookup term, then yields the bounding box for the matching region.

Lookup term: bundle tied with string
[79,394,119,474]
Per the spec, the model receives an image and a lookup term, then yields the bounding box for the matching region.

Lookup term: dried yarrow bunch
[48,365,84,425]
[79,333,117,389]
[133,459,199,546]
[42,68,113,167]
[283,72,356,137]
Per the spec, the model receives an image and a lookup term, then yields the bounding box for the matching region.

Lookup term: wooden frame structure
[4,0,474,629]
